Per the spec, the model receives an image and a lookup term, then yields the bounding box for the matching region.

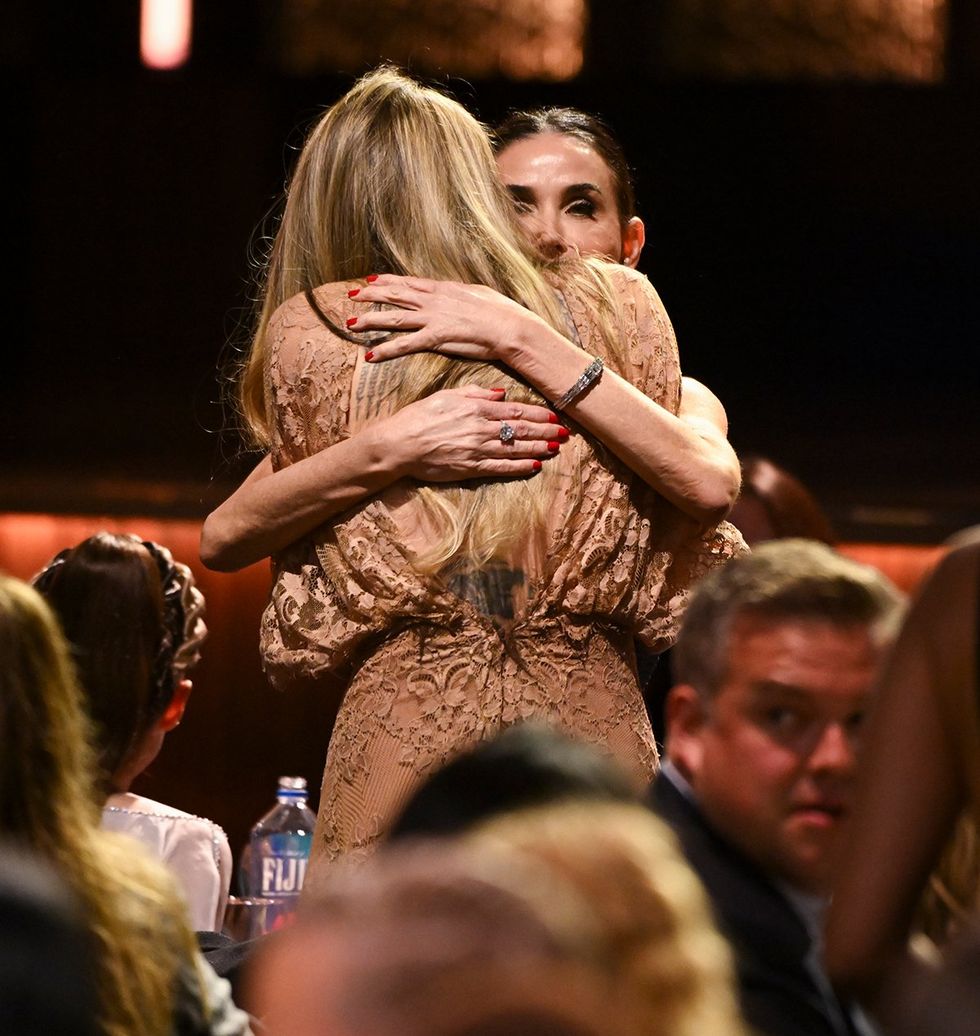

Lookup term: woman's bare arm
[824,546,978,1011]
[200,385,562,572]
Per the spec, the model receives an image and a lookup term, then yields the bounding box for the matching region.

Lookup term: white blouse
[103,792,233,932]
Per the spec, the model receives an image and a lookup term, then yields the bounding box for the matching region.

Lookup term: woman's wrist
[358,413,415,481]
[497,314,589,403]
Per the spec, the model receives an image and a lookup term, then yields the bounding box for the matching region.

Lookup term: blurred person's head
[33,532,206,794]
[388,723,637,842]
[728,456,834,546]
[494,108,644,267]
[469,802,748,1036]
[0,573,202,1036]
[249,842,644,1036]
[666,539,903,894]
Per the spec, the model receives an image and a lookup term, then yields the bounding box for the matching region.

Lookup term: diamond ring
[499,421,515,444]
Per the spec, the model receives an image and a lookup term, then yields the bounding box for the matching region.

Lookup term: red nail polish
[348,289,360,298]
[548,413,559,424]
[532,460,542,472]
[346,317,358,327]
[364,351,374,361]
[556,427,570,440]
[366,274,379,283]
[491,387,505,393]
[547,441,560,452]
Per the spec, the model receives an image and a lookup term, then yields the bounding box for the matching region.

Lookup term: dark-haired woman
[35,532,232,932]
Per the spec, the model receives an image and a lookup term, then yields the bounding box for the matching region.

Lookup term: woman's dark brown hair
[33,534,175,787]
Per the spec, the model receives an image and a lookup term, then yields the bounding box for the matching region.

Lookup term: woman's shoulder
[269,281,361,336]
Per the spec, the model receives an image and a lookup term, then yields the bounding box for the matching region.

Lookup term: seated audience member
[34,533,232,932]
[387,722,638,842]
[469,802,749,1036]
[0,573,251,1036]
[250,842,643,1036]
[728,456,835,546]
[0,845,98,1036]
[825,540,980,1020]
[650,539,903,1036]
[251,805,746,1036]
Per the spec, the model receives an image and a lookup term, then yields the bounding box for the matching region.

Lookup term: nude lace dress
[260,267,745,869]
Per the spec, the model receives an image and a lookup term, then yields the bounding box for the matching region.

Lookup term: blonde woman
[251,839,650,1036]
[201,109,740,575]
[228,67,744,868]
[468,802,749,1036]
[0,575,250,1036]
[252,810,745,1036]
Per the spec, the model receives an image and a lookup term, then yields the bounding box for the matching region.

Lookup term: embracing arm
[200,386,562,572]
[349,275,740,526]
[201,426,398,573]
[824,546,978,1011]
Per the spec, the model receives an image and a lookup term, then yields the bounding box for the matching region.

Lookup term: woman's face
[496,132,642,266]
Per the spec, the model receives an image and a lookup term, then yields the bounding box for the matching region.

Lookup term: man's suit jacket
[651,773,858,1036]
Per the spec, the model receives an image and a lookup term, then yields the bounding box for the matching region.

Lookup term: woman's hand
[384,384,565,481]
[346,275,543,363]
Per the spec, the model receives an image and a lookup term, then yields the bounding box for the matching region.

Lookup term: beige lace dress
[260,267,745,869]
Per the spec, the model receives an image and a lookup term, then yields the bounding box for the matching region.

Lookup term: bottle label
[259,854,307,895]
[250,832,311,899]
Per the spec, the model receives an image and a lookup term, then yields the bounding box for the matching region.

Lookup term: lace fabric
[261,268,746,869]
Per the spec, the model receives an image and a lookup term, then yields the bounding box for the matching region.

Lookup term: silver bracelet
[554,356,604,410]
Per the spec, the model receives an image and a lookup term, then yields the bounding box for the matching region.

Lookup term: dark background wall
[5,3,979,539]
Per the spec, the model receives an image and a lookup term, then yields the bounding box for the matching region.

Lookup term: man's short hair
[673,539,904,699]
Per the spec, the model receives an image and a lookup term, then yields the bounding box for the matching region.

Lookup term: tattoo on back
[353,358,400,422]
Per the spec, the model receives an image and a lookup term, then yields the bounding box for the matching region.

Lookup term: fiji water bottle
[242,776,316,932]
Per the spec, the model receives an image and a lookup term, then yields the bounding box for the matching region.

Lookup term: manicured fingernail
[556,427,569,440]
[491,387,505,393]
[548,413,559,424]
[547,441,560,452]
[346,317,358,327]
[366,274,379,283]
[348,289,360,298]
[365,351,374,361]
[532,460,542,472]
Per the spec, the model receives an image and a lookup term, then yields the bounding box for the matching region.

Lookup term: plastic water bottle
[241,776,316,932]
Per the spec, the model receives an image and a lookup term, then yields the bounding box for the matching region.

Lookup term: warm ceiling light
[140,0,192,70]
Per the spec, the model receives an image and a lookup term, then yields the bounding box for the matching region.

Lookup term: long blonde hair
[0,575,201,1036]
[238,66,625,571]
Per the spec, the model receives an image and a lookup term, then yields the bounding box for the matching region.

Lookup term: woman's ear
[159,678,192,732]
[621,216,646,269]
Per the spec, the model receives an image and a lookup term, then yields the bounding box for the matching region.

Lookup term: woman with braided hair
[34,532,232,932]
